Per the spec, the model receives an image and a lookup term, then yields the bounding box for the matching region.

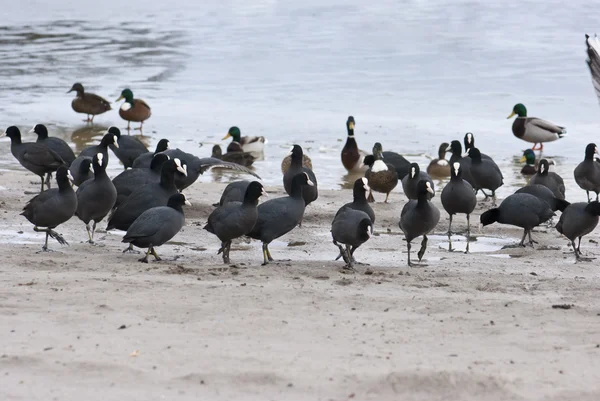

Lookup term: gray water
[0,0,598,201]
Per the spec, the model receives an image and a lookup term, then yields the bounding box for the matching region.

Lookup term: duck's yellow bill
[348,122,355,130]
[507,111,516,119]
[116,95,124,102]
[519,155,526,163]
[222,133,231,140]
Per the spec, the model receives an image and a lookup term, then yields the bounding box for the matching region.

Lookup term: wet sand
[1,168,600,401]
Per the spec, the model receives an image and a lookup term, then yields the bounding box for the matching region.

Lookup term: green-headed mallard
[520,149,537,175]
[341,116,368,172]
[222,126,265,154]
[507,103,566,150]
[426,142,451,178]
[211,144,255,167]
[364,143,398,203]
[68,83,111,123]
[116,88,152,131]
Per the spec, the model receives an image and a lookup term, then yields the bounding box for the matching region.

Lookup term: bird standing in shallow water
[441,162,477,252]
[68,83,111,123]
[507,103,566,150]
[222,126,265,155]
[116,88,151,131]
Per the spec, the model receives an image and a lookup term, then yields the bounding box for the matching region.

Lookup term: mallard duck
[281,152,312,174]
[507,103,566,150]
[116,88,152,130]
[520,149,537,175]
[222,126,265,154]
[211,144,255,167]
[426,142,451,178]
[364,143,398,203]
[68,83,111,123]
[341,116,368,172]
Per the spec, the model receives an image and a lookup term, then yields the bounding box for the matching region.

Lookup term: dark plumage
[2,126,65,192]
[466,147,504,199]
[211,145,255,167]
[399,180,440,267]
[131,139,170,169]
[68,83,111,123]
[556,201,600,261]
[529,159,566,200]
[122,193,191,263]
[283,145,318,206]
[75,153,117,243]
[107,126,149,169]
[247,173,315,265]
[447,140,476,188]
[364,143,398,203]
[204,181,267,264]
[160,148,260,190]
[112,153,171,208]
[401,163,434,200]
[515,184,570,212]
[218,180,251,206]
[332,209,373,269]
[573,143,600,202]
[333,177,375,263]
[336,177,376,224]
[69,156,93,186]
[20,166,78,251]
[480,193,554,247]
[463,133,493,162]
[32,124,75,166]
[441,162,477,245]
[79,131,119,163]
[106,158,188,233]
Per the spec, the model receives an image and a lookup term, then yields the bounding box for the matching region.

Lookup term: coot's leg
[150,246,161,261]
[139,248,151,263]
[417,235,428,263]
[261,243,270,266]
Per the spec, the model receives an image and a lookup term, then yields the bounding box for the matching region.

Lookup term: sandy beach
[1,167,599,401]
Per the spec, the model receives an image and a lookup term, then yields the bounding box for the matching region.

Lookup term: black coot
[21,166,78,251]
[248,173,314,265]
[204,181,266,264]
[573,143,600,202]
[332,209,373,269]
[69,156,93,186]
[399,180,440,266]
[79,131,119,162]
[529,159,566,200]
[131,138,170,168]
[122,193,191,263]
[556,201,600,261]
[112,153,170,208]
[218,180,251,206]
[480,193,554,247]
[441,162,477,251]
[107,126,149,169]
[2,126,65,192]
[75,153,117,243]
[401,163,434,200]
[283,145,318,206]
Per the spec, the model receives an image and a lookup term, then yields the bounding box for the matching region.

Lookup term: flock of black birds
[2,114,600,268]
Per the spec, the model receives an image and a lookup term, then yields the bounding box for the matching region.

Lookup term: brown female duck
[426,142,451,178]
[68,83,111,123]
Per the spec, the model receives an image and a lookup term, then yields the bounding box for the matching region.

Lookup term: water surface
[1,0,598,201]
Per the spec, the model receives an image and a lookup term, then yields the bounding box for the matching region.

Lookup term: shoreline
[1,168,600,400]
